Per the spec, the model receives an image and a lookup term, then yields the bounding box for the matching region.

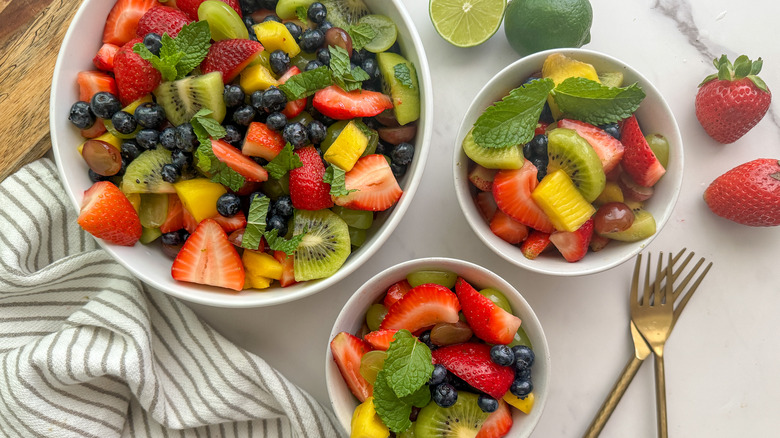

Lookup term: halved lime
[357,14,397,53]
[429,0,507,48]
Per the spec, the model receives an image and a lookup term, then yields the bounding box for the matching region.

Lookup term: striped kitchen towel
[0,159,345,438]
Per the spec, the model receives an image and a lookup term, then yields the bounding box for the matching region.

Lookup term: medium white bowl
[50,0,432,307]
[325,257,550,437]
[453,49,683,276]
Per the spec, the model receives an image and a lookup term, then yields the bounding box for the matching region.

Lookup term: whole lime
[504,0,593,56]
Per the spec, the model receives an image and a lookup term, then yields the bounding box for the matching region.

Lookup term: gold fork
[584,249,712,438]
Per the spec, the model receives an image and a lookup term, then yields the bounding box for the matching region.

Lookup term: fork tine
[670,251,695,301]
[653,252,664,305]
[665,252,673,305]
[643,253,652,306]
[671,260,713,329]
[630,253,641,306]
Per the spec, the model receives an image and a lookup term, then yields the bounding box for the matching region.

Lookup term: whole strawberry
[703,159,780,226]
[695,55,771,144]
[113,38,162,105]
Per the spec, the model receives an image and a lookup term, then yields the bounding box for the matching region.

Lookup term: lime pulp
[428,0,507,48]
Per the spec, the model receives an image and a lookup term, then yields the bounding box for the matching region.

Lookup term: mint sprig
[133,21,211,81]
[278,66,333,101]
[295,6,308,25]
[329,46,370,92]
[192,109,245,191]
[242,196,270,250]
[348,23,376,51]
[393,64,414,89]
[323,165,357,197]
[265,228,306,255]
[472,78,554,149]
[264,143,303,180]
[552,77,646,125]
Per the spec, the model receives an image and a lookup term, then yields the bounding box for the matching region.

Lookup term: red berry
[171,219,245,291]
[102,0,158,46]
[703,158,780,226]
[77,181,142,246]
[312,85,393,120]
[136,6,192,38]
[332,154,403,211]
[113,38,162,106]
[289,146,334,210]
[201,39,265,83]
[176,0,242,21]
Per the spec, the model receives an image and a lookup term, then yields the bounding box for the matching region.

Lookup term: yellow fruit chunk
[594,181,624,207]
[532,169,595,232]
[324,120,370,171]
[123,94,153,114]
[542,53,600,119]
[253,21,301,57]
[503,392,535,414]
[244,272,273,290]
[240,64,279,94]
[125,191,141,213]
[173,178,227,222]
[243,250,283,280]
[350,397,390,438]
[78,131,122,154]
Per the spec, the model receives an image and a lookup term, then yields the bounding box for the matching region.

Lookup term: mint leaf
[373,370,414,433]
[242,196,270,250]
[192,108,227,140]
[263,228,305,256]
[264,143,303,180]
[173,21,211,79]
[323,165,357,197]
[393,63,414,89]
[133,43,178,82]
[406,384,431,408]
[472,78,554,149]
[329,45,351,77]
[211,168,246,192]
[295,6,308,24]
[382,330,433,398]
[329,46,368,92]
[349,23,376,51]
[193,134,246,192]
[552,77,646,125]
[278,66,333,100]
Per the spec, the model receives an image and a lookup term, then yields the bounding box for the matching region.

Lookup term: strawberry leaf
[733,55,751,78]
[748,75,769,93]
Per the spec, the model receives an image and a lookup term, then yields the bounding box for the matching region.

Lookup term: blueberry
[362,78,381,92]
[143,33,162,56]
[490,345,515,367]
[428,364,447,386]
[262,87,287,113]
[317,20,333,33]
[250,90,265,110]
[284,21,302,42]
[266,215,288,236]
[176,123,199,152]
[600,122,621,139]
[249,191,267,204]
[110,111,136,135]
[283,122,308,148]
[307,2,327,24]
[217,193,241,217]
[299,29,324,53]
[68,101,95,129]
[159,127,182,151]
[266,112,288,131]
[522,142,533,160]
[532,157,548,181]
[223,84,245,108]
[315,47,331,65]
[361,58,380,80]
[512,345,535,369]
[88,169,110,183]
[272,195,293,218]
[418,330,434,350]
[375,140,391,156]
[232,104,256,126]
[477,395,499,413]
[516,366,532,382]
[386,41,401,54]
[134,102,166,129]
[120,141,142,162]
[258,0,278,9]
[510,378,533,398]
[161,231,184,246]
[246,25,258,42]
[269,49,291,75]
[306,120,327,144]
[390,142,414,166]
[161,164,179,183]
[350,48,369,65]
[304,60,324,71]
[446,373,472,391]
[136,128,159,149]
[222,124,244,146]
[262,14,282,23]
[539,102,554,123]
[530,134,547,157]
[432,383,457,408]
[90,92,121,119]
[171,149,192,170]
[390,162,407,179]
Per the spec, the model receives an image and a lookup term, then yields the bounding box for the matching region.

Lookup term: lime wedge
[357,14,397,53]
[429,0,507,48]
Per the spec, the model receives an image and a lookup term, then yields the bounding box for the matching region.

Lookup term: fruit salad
[67,0,422,291]
[464,53,670,263]
[330,270,537,438]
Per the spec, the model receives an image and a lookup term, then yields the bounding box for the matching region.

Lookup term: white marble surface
[187,1,780,436]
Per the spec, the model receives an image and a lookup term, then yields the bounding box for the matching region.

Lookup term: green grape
[140,227,162,244]
[478,288,513,313]
[359,350,387,384]
[358,15,398,53]
[320,120,350,153]
[508,326,533,349]
[198,0,248,41]
[262,173,290,199]
[288,111,313,126]
[349,227,366,247]
[365,303,388,332]
[406,270,457,288]
[290,51,316,71]
[139,193,168,229]
[332,206,373,229]
[645,133,669,168]
[356,121,379,157]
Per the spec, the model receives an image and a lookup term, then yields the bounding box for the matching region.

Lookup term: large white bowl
[326,257,550,437]
[453,49,683,276]
[50,0,432,307]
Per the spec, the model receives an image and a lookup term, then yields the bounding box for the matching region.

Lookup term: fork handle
[655,355,668,438]
[583,355,643,438]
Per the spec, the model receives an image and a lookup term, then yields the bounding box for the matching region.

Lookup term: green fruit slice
[359,350,387,384]
[139,193,168,228]
[140,226,162,244]
[365,303,388,332]
[357,14,397,53]
[406,270,457,288]
[332,206,373,229]
[546,128,605,203]
[198,0,248,41]
[508,326,533,349]
[478,288,512,313]
[429,0,506,48]
[320,0,369,29]
[376,52,420,126]
[153,72,226,127]
[349,227,366,247]
[415,392,489,438]
[276,0,315,19]
[645,133,669,168]
[121,148,177,194]
[462,128,525,170]
[599,208,656,242]
[292,209,351,281]
[598,71,624,87]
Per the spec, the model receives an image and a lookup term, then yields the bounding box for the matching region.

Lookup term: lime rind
[429,0,507,48]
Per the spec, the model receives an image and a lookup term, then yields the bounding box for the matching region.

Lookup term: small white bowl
[325,257,550,437]
[453,49,683,276]
[50,0,432,307]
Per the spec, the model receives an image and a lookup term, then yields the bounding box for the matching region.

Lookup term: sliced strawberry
[289,146,334,210]
[201,39,264,83]
[102,0,159,46]
[492,160,554,233]
[136,6,192,38]
[171,218,245,291]
[619,115,666,187]
[80,119,108,138]
[312,85,393,120]
[93,43,120,71]
[490,210,529,244]
[520,230,551,260]
[177,0,242,20]
[476,399,513,438]
[557,119,625,173]
[160,193,184,233]
[535,121,549,136]
[113,38,162,105]
[431,343,515,400]
[618,172,654,201]
[549,218,594,262]
[279,66,306,118]
[211,210,247,233]
[455,277,521,345]
[330,332,373,402]
[380,283,461,332]
[242,122,286,160]
[469,164,498,192]
[589,233,611,252]
[364,329,400,351]
[77,181,142,246]
[383,279,412,309]
[211,139,269,182]
[273,250,297,287]
[182,206,199,234]
[476,191,498,222]
[333,154,403,211]
[77,71,118,102]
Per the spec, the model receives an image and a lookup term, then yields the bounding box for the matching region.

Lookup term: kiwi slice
[121,148,177,194]
[293,209,351,281]
[376,52,420,126]
[153,72,226,127]
[599,208,656,242]
[320,0,369,29]
[415,392,489,438]
[546,128,605,203]
[462,128,525,170]
[598,72,624,88]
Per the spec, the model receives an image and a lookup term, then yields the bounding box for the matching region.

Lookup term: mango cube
[253,21,301,57]
[244,272,272,290]
[531,169,595,232]
[173,178,227,222]
[593,181,624,207]
[350,397,390,438]
[542,53,600,119]
[324,120,370,171]
[240,64,279,94]
[243,250,284,281]
[503,392,535,414]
